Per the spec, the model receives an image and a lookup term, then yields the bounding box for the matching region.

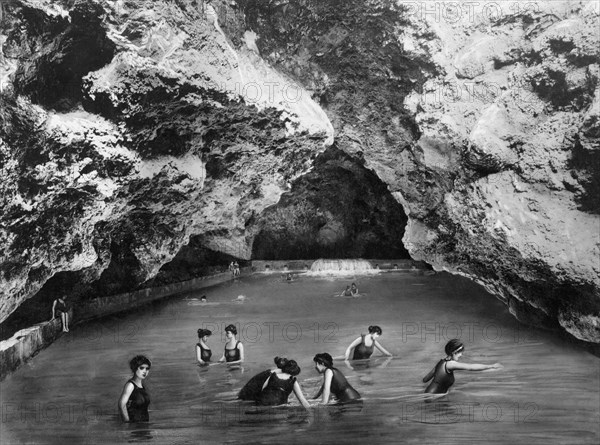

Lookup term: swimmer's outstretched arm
[344,337,362,360]
[293,382,311,409]
[118,381,135,422]
[374,340,393,357]
[422,366,435,383]
[446,360,501,372]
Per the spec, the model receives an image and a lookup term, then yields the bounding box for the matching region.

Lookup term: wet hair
[197,328,212,338]
[368,325,382,335]
[225,324,237,335]
[274,356,289,369]
[129,355,151,373]
[281,360,301,376]
[313,353,333,369]
[445,339,464,356]
[200,295,207,300]
[351,283,357,287]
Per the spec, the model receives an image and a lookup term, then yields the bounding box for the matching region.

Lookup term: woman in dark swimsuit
[423,339,502,394]
[118,355,151,422]
[195,328,212,366]
[344,325,393,360]
[257,360,310,409]
[239,356,287,401]
[51,298,70,332]
[312,353,361,404]
[219,324,244,364]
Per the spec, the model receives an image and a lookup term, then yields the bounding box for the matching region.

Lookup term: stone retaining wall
[0,310,72,380]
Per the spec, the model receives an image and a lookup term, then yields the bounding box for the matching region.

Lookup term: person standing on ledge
[423,339,502,394]
[344,325,393,360]
[233,261,240,277]
[118,355,151,422]
[51,297,70,332]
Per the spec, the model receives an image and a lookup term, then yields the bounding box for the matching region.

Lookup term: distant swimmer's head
[351,283,357,288]
[281,359,301,376]
[197,328,212,339]
[368,325,383,336]
[200,295,207,301]
[274,356,289,369]
[225,324,238,336]
[129,355,151,376]
[445,339,464,358]
[313,353,334,371]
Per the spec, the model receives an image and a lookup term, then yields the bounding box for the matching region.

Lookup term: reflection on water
[1,273,598,444]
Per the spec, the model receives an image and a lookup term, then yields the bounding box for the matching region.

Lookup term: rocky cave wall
[0,0,599,345]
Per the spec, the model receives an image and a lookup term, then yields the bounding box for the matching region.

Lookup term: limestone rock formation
[1,0,598,345]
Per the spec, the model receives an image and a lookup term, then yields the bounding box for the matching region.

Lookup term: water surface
[1,272,598,444]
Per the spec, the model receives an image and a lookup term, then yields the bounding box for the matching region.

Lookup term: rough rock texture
[1,1,599,345]
[0,0,331,324]
[252,146,410,259]
[240,0,599,343]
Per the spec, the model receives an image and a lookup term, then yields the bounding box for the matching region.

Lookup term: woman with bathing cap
[423,339,502,394]
[344,325,393,360]
[219,324,244,364]
[312,353,361,404]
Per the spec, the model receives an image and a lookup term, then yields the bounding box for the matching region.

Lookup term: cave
[0,1,599,443]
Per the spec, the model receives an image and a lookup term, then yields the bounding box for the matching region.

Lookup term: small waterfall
[309,259,377,274]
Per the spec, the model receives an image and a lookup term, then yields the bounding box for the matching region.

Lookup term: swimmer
[196,328,212,366]
[219,324,244,365]
[350,283,358,296]
[344,325,393,360]
[257,359,310,409]
[423,339,502,394]
[239,356,288,401]
[232,295,246,302]
[285,273,293,281]
[312,353,361,404]
[118,355,151,422]
[200,295,207,302]
[339,285,353,297]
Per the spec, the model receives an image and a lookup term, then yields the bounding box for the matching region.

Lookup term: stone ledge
[0,310,72,380]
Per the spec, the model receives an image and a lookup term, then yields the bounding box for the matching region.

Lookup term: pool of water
[1,272,598,444]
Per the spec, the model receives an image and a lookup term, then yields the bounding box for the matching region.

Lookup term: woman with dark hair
[344,325,393,360]
[239,357,288,401]
[257,360,311,408]
[195,328,212,366]
[118,355,151,422]
[312,353,361,404]
[423,339,502,394]
[219,324,244,364]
